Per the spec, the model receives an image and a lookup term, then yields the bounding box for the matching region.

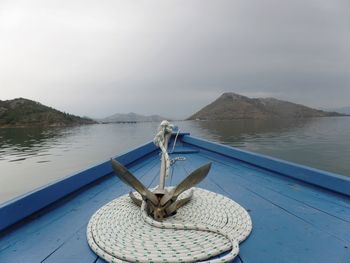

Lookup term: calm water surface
[0,117,349,204]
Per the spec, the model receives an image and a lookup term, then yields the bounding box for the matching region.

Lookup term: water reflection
[187,118,314,145]
[182,117,350,177]
[0,123,159,204]
[0,127,66,162]
[0,118,349,204]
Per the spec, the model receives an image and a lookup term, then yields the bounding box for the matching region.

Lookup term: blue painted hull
[0,133,349,262]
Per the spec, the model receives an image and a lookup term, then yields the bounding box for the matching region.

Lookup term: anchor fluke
[160,162,211,206]
[111,159,158,206]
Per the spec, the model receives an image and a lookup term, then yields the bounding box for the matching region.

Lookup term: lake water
[0,117,349,204]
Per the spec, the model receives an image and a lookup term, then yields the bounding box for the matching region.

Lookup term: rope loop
[87,187,252,262]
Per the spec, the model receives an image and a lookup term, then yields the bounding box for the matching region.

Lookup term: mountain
[0,98,96,127]
[188,92,345,120]
[326,106,350,115]
[98,112,167,123]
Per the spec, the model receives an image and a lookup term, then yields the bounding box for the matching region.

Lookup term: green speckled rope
[87,188,252,262]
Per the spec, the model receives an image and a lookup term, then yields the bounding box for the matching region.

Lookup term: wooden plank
[179,153,350,262]
[0,142,158,232]
[42,161,160,263]
[0,155,160,263]
[182,135,350,196]
[200,149,350,222]
[198,153,350,242]
[41,225,95,263]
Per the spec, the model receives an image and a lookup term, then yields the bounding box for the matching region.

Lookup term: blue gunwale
[182,135,350,197]
[0,132,349,263]
[0,141,158,232]
[1,133,349,232]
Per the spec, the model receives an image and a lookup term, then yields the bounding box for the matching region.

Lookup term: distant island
[1,94,346,128]
[188,92,345,120]
[325,106,350,115]
[0,98,96,128]
[97,112,167,123]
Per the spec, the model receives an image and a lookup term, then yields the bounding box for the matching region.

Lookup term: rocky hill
[188,92,344,120]
[0,98,96,127]
[98,112,167,123]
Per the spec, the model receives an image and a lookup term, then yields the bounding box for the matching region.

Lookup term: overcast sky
[0,0,349,119]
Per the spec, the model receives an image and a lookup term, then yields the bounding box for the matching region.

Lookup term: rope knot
[153,120,174,147]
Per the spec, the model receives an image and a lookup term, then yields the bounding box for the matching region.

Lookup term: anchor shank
[158,132,171,191]
[158,163,166,191]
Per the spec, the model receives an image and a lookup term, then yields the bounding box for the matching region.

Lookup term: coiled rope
[87,188,252,262]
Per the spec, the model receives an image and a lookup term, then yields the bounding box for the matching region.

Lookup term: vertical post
[158,132,171,191]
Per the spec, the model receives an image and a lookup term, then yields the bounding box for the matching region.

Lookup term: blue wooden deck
[0,134,350,262]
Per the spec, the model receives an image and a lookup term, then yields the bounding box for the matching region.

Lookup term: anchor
[111,121,211,220]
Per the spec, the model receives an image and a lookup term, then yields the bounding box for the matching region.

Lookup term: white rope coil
[87,188,252,262]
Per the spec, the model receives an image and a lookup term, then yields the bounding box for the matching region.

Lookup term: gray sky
[1,0,349,119]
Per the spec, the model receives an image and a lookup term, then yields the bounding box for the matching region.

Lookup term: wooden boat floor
[0,143,350,263]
